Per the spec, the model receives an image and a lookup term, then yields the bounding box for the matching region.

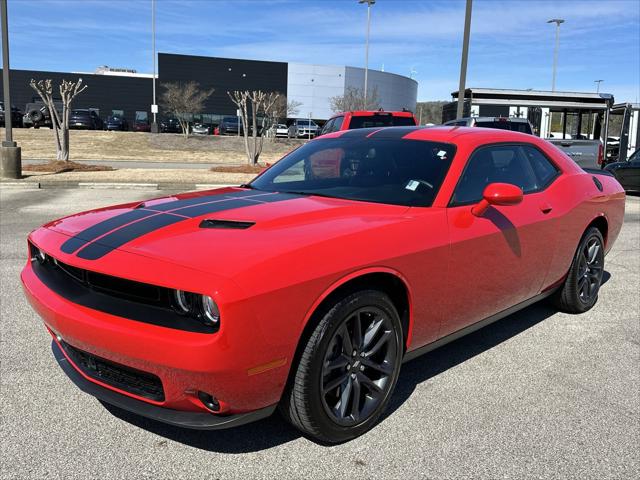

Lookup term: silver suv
[444,116,533,135]
[288,118,319,138]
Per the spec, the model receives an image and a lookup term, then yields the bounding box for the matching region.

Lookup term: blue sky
[5,0,640,102]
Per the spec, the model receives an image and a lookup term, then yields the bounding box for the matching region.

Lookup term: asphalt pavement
[1,188,638,479]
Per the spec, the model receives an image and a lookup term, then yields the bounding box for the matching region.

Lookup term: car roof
[334,110,415,117]
[320,125,539,143]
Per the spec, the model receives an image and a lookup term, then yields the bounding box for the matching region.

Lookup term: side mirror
[471,183,523,217]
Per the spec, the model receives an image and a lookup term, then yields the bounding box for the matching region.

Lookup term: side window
[451,145,540,205]
[521,145,559,187]
[320,119,334,136]
[332,116,344,132]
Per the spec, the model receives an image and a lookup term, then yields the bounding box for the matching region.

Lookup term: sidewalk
[0,167,256,191]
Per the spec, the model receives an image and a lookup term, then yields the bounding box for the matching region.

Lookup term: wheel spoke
[362,358,393,376]
[363,317,384,350]
[324,372,349,394]
[349,376,361,421]
[352,313,363,350]
[339,324,353,354]
[587,242,600,264]
[336,377,353,418]
[364,330,391,357]
[579,277,590,298]
[358,372,384,398]
[324,354,350,374]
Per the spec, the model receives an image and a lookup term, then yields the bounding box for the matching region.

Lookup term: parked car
[444,116,534,134]
[289,118,319,138]
[22,126,624,444]
[605,148,640,192]
[69,109,104,130]
[0,102,23,127]
[23,102,61,128]
[160,117,182,134]
[319,110,417,135]
[104,115,128,132]
[192,123,212,135]
[547,137,604,170]
[132,118,151,132]
[218,117,242,135]
[269,123,289,138]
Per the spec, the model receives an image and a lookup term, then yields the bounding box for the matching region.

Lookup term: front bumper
[52,339,276,429]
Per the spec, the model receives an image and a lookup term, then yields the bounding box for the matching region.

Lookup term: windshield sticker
[405,180,420,191]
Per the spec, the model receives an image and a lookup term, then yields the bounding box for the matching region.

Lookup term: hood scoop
[199,219,255,230]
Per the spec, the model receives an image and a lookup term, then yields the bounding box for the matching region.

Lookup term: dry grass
[210,164,265,174]
[1,128,303,164]
[22,160,114,173]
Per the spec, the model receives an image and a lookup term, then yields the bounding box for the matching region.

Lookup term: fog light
[197,391,220,412]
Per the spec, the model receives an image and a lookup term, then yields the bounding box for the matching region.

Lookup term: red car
[22,127,625,443]
[319,109,417,136]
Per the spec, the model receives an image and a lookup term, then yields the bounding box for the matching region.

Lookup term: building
[0,53,418,126]
[443,87,615,140]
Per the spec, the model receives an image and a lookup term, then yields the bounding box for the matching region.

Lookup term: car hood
[44,187,410,277]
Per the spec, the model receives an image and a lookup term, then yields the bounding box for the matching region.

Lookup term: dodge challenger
[21,126,625,443]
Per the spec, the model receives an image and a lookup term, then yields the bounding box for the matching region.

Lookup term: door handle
[539,202,553,214]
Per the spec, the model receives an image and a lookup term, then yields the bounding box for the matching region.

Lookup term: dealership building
[0,53,418,126]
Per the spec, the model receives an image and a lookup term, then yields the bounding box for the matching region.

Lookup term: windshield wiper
[280,190,338,199]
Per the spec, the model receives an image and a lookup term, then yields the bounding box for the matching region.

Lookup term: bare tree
[329,85,381,113]
[160,81,214,138]
[228,90,279,165]
[415,101,448,125]
[265,94,303,138]
[29,78,87,161]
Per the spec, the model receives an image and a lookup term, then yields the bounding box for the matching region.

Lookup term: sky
[4,0,640,102]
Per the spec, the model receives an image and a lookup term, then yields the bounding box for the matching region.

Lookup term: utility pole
[359,0,375,110]
[150,0,159,133]
[547,18,564,92]
[594,79,604,93]
[1,0,21,179]
[456,0,473,119]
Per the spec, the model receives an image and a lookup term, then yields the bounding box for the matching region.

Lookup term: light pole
[1,0,21,179]
[456,0,473,119]
[359,0,375,110]
[547,18,564,92]
[150,0,158,133]
[594,79,604,93]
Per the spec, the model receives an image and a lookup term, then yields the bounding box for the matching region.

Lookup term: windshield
[223,117,238,124]
[250,137,455,207]
[476,120,532,134]
[349,115,416,129]
[297,120,317,126]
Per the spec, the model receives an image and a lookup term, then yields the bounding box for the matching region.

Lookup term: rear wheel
[554,227,605,313]
[282,290,403,443]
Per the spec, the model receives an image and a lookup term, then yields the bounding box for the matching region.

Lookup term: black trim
[199,219,255,229]
[583,167,612,177]
[403,288,558,363]
[448,142,562,207]
[60,340,165,402]
[52,340,277,430]
[31,256,216,333]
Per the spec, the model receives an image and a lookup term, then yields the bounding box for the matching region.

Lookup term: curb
[78,182,159,190]
[0,182,41,189]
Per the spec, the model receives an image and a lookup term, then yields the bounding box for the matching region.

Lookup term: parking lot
[1,188,638,479]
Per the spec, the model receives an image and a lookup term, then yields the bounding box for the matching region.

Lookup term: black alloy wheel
[282,289,403,443]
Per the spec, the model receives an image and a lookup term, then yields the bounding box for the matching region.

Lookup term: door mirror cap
[471,183,524,217]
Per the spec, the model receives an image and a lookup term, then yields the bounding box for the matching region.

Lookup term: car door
[440,143,561,337]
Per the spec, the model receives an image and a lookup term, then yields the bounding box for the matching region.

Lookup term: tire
[281,289,403,443]
[554,227,605,313]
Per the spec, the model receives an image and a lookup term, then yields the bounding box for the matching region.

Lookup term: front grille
[61,340,165,402]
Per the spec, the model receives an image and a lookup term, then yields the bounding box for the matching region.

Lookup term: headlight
[202,295,220,326]
[171,289,220,328]
[30,243,46,264]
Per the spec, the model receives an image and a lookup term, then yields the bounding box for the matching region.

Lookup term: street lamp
[594,79,604,93]
[1,0,21,179]
[547,18,564,92]
[150,0,159,133]
[456,0,473,119]
[358,0,375,110]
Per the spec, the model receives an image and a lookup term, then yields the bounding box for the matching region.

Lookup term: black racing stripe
[76,214,184,260]
[75,192,302,260]
[338,128,380,139]
[141,189,269,212]
[172,192,301,218]
[60,209,156,254]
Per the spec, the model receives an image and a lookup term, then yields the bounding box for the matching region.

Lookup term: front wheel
[554,227,605,313]
[281,290,403,443]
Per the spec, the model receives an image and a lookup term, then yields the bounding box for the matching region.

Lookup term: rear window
[349,114,416,129]
[475,121,532,134]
